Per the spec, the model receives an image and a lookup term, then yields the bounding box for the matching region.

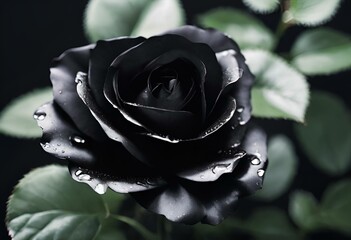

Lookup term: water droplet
[231,126,235,130]
[59,90,62,94]
[33,111,46,121]
[251,158,261,165]
[75,170,83,176]
[70,135,85,144]
[78,174,92,181]
[237,107,244,113]
[217,150,223,154]
[61,150,65,154]
[212,164,231,174]
[257,169,265,177]
[239,120,246,125]
[43,142,50,149]
[94,183,107,194]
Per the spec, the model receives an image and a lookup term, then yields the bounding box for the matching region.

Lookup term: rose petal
[35,101,97,166]
[69,164,166,194]
[140,96,236,143]
[109,34,222,116]
[89,37,145,112]
[75,70,150,164]
[104,50,208,137]
[230,61,254,127]
[233,124,268,193]
[135,50,206,113]
[164,25,254,125]
[122,101,200,139]
[177,150,246,182]
[50,44,107,141]
[35,101,153,178]
[131,184,205,224]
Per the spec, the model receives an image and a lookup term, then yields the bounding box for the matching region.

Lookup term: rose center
[150,68,178,98]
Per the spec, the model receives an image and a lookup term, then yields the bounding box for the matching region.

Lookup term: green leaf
[283,0,341,26]
[243,49,309,122]
[291,28,351,75]
[243,0,280,14]
[198,8,274,50]
[320,179,351,235]
[234,208,301,240]
[131,0,185,37]
[6,165,107,240]
[0,88,52,138]
[256,135,298,201]
[84,0,185,42]
[295,91,351,175]
[289,191,321,231]
[95,219,126,240]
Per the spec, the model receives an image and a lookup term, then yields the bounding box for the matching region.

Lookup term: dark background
[1,0,350,239]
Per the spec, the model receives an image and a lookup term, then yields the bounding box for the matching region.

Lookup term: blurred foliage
[198,8,274,50]
[0,88,52,138]
[295,91,351,175]
[84,0,185,42]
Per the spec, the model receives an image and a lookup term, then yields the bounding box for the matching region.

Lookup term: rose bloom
[35,26,267,225]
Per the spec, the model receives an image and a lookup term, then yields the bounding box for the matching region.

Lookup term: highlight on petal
[142,96,236,143]
[69,164,166,194]
[234,124,268,192]
[75,71,153,164]
[35,101,99,166]
[88,37,145,111]
[216,49,243,91]
[177,150,246,182]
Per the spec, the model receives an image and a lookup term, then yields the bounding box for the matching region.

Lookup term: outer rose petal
[35,101,156,178]
[88,37,145,115]
[164,25,254,126]
[131,124,267,225]
[50,45,107,141]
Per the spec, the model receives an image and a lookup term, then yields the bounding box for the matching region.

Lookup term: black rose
[35,26,267,225]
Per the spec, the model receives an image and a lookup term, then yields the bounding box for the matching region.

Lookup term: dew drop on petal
[257,169,265,177]
[94,183,107,194]
[42,142,50,149]
[78,174,92,181]
[212,163,231,174]
[237,107,244,113]
[70,135,86,144]
[33,111,46,121]
[251,158,261,165]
